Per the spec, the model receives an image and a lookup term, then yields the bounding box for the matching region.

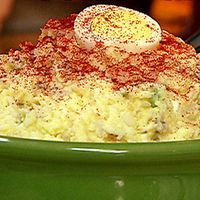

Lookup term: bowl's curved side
[1,136,200,200]
[0,136,200,164]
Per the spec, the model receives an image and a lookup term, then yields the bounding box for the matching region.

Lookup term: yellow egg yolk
[91,9,155,40]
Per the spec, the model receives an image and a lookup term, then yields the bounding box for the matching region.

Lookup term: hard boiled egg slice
[74,4,162,53]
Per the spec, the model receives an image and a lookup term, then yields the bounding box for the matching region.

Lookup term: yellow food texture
[0,75,199,142]
[91,8,154,40]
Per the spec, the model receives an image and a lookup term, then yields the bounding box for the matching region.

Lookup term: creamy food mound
[0,6,199,142]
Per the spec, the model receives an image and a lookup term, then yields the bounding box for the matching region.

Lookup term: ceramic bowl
[0,136,200,200]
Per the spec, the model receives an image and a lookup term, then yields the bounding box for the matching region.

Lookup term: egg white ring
[74,4,162,53]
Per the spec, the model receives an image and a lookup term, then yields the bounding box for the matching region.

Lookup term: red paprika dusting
[0,15,198,97]
[43,14,77,30]
[19,41,35,52]
[0,68,6,79]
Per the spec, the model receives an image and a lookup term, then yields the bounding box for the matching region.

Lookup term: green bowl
[0,136,200,200]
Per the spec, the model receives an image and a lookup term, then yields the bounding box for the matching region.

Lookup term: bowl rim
[0,135,200,164]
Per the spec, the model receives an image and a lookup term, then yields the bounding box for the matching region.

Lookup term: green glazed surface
[0,136,200,200]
